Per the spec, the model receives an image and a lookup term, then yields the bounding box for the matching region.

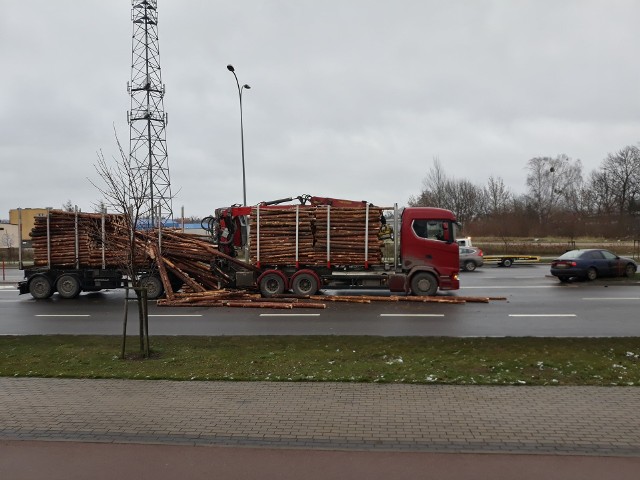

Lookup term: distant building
[9,208,48,245]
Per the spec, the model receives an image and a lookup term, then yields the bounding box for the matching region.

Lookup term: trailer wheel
[410,272,438,296]
[259,272,286,297]
[501,258,513,267]
[291,272,319,296]
[56,274,81,299]
[29,275,54,299]
[140,275,164,300]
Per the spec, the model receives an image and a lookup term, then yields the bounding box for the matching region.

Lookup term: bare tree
[582,170,616,215]
[525,154,582,229]
[448,179,484,226]
[600,146,640,214]
[1,231,13,250]
[484,176,512,215]
[90,133,155,358]
[409,157,451,209]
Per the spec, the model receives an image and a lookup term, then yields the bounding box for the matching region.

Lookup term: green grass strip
[1,336,639,386]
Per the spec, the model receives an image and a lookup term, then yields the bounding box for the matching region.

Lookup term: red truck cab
[399,207,460,292]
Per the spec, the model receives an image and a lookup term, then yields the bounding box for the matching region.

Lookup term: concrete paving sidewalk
[1,378,639,456]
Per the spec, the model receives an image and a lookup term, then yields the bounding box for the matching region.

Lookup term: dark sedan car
[550,249,637,282]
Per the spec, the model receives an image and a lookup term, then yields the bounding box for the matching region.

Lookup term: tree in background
[408,157,448,209]
[409,158,486,226]
[483,176,512,216]
[409,146,640,239]
[525,155,582,233]
[600,146,640,215]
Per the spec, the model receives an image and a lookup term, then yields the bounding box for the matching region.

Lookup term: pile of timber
[313,206,384,265]
[157,292,507,308]
[248,207,316,265]
[248,205,384,266]
[145,229,259,300]
[30,210,143,268]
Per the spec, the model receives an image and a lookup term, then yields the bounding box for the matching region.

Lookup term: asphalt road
[1,264,639,336]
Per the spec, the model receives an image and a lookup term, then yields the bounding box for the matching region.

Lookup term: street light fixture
[227,64,251,206]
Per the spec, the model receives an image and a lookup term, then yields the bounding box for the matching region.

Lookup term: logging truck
[207,196,460,297]
[16,196,460,299]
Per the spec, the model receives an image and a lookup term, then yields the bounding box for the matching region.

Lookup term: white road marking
[582,297,640,301]
[35,315,91,317]
[259,314,321,317]
[148,314,203,317]
[380,314,445,317]
[461,286,557,289]
[509,314,576,317]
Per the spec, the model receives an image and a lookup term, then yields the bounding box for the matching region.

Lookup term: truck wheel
[56,274,81,299]
[291,272,319,296]
[501,258,513,267]
[140,275,164,300]
[259,272,286,297]
[410,272,438,296]
[29,275,54,299]
[463,260,477,272]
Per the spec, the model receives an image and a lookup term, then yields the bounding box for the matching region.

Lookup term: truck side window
[412,220,446,241]
[412,220,429,239]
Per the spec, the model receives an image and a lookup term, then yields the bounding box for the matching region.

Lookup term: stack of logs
[313,206,384,265]
[30,210,142,268]
[248,205,384,266]
[248,207,316,265]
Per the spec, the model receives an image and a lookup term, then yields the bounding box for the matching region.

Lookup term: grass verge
[1,335,640,386]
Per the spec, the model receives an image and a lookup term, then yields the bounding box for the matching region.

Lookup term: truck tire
[501,258,513,267]
[410,272,438,296]
[56,274,81,299]
[463,260,477,272]
[140,275,164,300]
[291,272,319,296]
[29,275,54,299]
[259,272,286,297]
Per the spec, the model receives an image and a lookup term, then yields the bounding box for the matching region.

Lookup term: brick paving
[0,378,638,455]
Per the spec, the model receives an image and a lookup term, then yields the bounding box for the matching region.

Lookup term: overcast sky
[2,0,640,219]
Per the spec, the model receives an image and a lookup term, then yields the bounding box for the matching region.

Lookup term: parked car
[550,249,637,282]
[459,247,484,272]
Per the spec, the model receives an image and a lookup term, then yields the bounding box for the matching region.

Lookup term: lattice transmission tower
[127,0,172,226]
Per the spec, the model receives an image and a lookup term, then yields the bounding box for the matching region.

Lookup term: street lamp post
[227,64,251,206]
